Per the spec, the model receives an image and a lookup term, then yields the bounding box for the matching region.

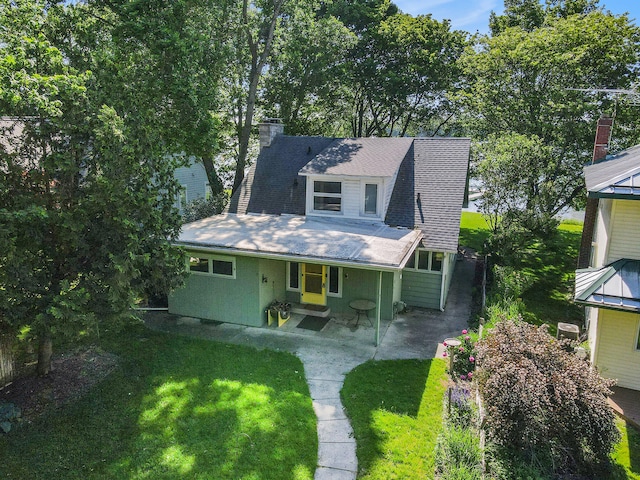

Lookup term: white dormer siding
[305,175,387,220]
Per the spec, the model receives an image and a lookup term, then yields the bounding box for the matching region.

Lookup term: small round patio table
[348,299,376,327]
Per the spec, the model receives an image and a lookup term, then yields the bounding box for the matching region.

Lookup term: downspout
[375,270,382,346]
[439,253,449,311]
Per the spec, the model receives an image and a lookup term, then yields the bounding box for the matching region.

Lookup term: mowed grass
[459,211,492,253]
[0,325,316,480]
[460,212,583,332]
[613,419,640,480]
[341,359,448,479]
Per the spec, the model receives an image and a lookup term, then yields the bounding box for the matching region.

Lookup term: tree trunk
[36,334,53,376]
[201,156,224,196]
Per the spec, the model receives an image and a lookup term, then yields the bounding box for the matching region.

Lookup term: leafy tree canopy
[0,0,186,374]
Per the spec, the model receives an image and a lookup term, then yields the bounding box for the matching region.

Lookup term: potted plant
[277,302,291,327]
[267,301,280,326]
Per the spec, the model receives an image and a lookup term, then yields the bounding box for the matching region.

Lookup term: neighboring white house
[574,117,640,391]
[174,158,210,213]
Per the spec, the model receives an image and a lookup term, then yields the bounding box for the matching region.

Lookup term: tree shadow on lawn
[515,228,584,332]
[0,331,316,480]
[341,359,448,478]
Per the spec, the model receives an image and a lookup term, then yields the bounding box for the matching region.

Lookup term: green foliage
[444,330,476,381]
[341,359,448,479]
[476,319,621,476]
[436,385,482,480]
[461,9,640,249]
[435,426,483,480]
[0,403,21,434]
[492,265,533,301]
[0,0,187,369]
[0,326,317,479]
[181,193,228,224]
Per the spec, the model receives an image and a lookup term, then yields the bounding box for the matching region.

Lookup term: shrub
[437,386,483,480]
[443,330,476,381]
[475,318,620,476]
[182,193,228,223]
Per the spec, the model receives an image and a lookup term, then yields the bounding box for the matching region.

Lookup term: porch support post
[375,270,382,346]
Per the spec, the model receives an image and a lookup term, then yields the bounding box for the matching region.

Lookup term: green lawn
[461,211,583,332]
[341,359,448,479]
[613,419,640,480]
[0,325,317,480]
[459,211,492,253]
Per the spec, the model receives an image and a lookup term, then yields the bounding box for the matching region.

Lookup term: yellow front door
[301,264,327,306]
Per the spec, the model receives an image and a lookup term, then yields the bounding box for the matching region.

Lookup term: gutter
[174,239,421,273]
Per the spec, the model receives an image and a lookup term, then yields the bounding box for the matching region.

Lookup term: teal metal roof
[575,259,640,312]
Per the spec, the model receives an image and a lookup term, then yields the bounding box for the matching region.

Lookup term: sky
[393,0,639,34]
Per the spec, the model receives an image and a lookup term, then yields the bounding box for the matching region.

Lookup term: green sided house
[574,117,640,390]
[169,120,470,339]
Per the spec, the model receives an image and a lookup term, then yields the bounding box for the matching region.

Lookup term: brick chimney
[591,115,613,164]
[258,118,284,149]
[577,115,614,268]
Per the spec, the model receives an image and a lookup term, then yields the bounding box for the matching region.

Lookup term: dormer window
[313,181,342,213]
[364,183,378,215]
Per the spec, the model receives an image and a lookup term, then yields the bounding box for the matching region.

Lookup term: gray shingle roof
[298,137,413,177]
[584,144,640,197]
[227,136,335,215]
[385,138,471,252]
[228,134,470,254]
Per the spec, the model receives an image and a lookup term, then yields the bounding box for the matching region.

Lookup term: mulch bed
[0,346,119,423]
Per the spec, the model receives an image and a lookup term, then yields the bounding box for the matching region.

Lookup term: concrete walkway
[145,253,475,479]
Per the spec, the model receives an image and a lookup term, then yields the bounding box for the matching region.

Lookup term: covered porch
[169,213,422,345]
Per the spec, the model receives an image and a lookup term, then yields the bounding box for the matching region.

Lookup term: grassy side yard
[341,359,448,479]
[0,325,317,480]
[460,211,583,332]
[460,211,640,479]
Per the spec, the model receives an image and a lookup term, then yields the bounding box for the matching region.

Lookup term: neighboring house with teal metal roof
[169,120,470,342]
[574,132,640,391]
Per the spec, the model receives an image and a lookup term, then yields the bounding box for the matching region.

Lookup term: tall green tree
[262,9,356,136]
[330,0,467,137]
[93,0,232,196]
[459,10,640,245]
[0,0,186,375]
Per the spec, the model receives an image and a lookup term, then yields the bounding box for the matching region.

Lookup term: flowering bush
[444,329,476,381]
[475,318,620,475]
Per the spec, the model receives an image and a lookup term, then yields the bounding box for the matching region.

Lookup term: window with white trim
[363,183,378,215]
[313,181,342,213]
[287,262,300,291]
[188,253,236,278]
[405,249,443,272]
[328,265,342,297]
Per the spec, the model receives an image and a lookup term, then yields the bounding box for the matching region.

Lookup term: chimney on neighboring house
[577,115,614,269]
[591,115,613,164]
[258,118,284,150]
